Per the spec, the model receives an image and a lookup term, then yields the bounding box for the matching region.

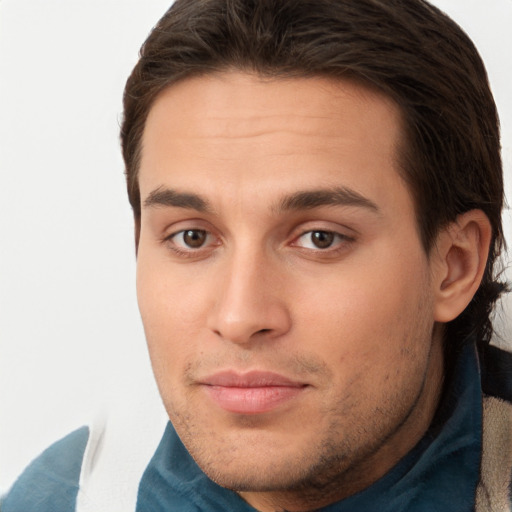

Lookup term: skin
[136,72,451,512]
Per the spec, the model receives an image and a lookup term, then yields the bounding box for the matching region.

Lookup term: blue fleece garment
[136,342,482,511]
[1,342,482,511]
[2,427,88,512]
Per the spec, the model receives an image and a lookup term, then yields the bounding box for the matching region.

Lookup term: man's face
[136,72,444,509]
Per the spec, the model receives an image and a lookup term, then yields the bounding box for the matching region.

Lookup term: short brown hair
[121,0,507,349]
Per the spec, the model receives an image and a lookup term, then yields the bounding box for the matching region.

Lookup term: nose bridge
[208,242,290,344]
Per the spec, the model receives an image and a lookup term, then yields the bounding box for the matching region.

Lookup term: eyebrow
[143,185,379,215]
[143,187,212,212]
[276,187,380,213]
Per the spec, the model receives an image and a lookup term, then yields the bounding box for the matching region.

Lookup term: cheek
[136,256,204,381]
[293,251,433,369]
[137,246,210,329]
[299,267,434,426]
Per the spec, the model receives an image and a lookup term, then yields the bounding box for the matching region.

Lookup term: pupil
[312,231,334,249]
[184,230,206,248]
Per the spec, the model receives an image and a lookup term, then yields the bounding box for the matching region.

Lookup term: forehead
[139,72,409,213]
[143,72,402,145]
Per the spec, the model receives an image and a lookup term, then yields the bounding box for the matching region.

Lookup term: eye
[295,230,350,250]
[170,229,210,249]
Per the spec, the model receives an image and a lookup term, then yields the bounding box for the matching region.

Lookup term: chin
[178,422,351,493]
[200,458,314,493]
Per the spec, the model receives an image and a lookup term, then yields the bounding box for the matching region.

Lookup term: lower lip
[204,385,305,414]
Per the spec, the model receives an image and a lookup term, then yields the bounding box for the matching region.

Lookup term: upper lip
[199,370,307,388]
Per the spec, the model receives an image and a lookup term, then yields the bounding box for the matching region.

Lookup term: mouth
[199,371,309,415]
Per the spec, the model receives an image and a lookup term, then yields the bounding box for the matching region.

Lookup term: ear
[432,210,492,323]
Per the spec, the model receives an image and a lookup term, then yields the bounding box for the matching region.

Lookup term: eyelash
[163,228,355,258]
[164,229,218,258]
[293,230,354,252]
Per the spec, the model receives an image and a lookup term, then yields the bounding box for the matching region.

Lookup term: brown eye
[310,231,335,249]
[182,230,208,248]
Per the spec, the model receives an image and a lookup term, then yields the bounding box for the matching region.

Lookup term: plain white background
[0,0,511,494]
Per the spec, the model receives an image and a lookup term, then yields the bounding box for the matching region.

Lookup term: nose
[206,248,292,345]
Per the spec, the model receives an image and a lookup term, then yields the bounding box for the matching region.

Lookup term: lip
[199,371,308,414]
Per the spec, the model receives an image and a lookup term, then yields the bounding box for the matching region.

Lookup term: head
[121,1,506,509]
[123,0,505,350]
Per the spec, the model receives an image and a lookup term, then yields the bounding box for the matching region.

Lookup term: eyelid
[159,220,356,259]
[286,220,358,259]
[289,218,357,240]
[293,230,354,249]
[162,222,222,258]
[161,217,216,242]
[168,229,210,249]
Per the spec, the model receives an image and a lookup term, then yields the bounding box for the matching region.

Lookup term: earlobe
[433,210,492,323]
